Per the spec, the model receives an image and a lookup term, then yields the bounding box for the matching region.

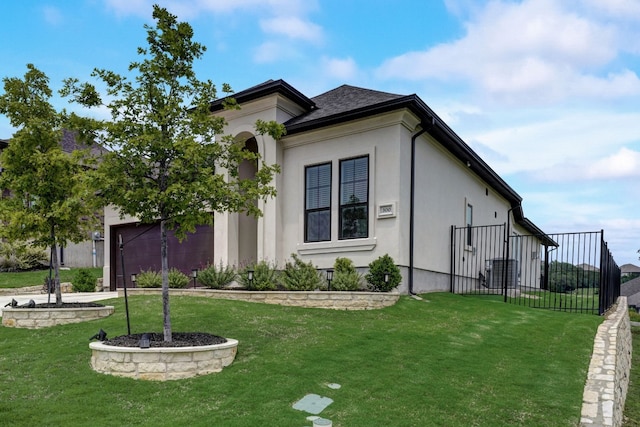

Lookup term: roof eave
[286,94,524,211]
[209,79,316,113]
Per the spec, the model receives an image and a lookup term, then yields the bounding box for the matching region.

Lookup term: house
[0,131,107,268]
[103,79,547,293]
[621,276,640,307]
[620,263,640,278]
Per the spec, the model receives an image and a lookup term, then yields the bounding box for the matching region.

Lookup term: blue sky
[1,0,639,265]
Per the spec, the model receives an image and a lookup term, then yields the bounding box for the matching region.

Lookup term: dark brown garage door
[110,222,215,290]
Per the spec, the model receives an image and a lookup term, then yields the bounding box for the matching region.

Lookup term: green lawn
[0,293,602,426]
[0,267,103,289]
[624,326,640,426]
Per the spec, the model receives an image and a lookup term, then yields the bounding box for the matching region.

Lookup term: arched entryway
[237,136,258,265]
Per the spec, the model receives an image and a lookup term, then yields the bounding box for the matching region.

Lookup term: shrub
[136,269,162,288]
[365,254,401,292]
[238,261,278,291]
[72,268,97,292]
[330,257,363,291]
[279,253,323,291]
[168,268,189,289]
[198,262,236,289]
[0,240,47,272]
[629,308,640,323]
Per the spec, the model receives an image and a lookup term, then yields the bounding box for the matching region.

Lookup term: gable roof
[212,79,547,237]
[620,263,640,274]
[0,131,108,157]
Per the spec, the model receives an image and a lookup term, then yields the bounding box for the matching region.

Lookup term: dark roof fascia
[209,79,316,113]
[286,93,524,210]
[519,217,558,247]
[0,139,8,149]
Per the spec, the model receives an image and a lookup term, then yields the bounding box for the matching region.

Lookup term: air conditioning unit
[486,258,518,288]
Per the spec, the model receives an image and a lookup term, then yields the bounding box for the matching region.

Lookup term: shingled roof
[284,85,406,128]
[60,130,109,157]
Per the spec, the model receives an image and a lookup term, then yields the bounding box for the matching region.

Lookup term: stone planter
[89,338,239,380]
[2,305,114,329]
[119,288,400,310]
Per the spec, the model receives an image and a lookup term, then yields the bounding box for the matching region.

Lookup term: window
[339,156,368,239]
[305,163,331,242]
[466,203,473,246]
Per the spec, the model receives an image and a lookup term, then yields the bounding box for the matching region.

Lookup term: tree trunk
[161,218,172,342]
[50,226,62,307]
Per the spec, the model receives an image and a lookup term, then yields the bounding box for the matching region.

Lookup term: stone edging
[580,296,632,427]
[2,305,114,329]
[118,288,399,310]
[89,338,239,380]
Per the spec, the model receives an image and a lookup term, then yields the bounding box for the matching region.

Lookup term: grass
[624,326,640,426]
[0,267,103,289]
[511,287,600,314]
[0,292,602,426]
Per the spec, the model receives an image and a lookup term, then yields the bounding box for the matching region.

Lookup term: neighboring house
[0,131,107,268]
[103,79,547,293]
[620,263,640,277]
[621,276,640,307]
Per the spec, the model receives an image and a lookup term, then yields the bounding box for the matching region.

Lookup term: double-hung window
[339,156,369,239]
[305,163,331,242]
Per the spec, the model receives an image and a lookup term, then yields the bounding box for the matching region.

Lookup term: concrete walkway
[0,292,118,315]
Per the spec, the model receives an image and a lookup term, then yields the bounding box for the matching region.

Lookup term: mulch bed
[35,302,106,308]
[103,332,226,348]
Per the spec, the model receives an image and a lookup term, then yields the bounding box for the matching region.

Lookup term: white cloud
[460,109,640,177]
[376,0,638,105]
[260,16,323,44]
[320,57,358,81]
[42,6,64,26]
[581,0,640,20]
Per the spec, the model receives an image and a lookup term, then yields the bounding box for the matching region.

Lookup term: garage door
[110,221,215,290]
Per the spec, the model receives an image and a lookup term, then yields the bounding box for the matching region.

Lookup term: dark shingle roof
[60,130,109,157]
[284,85,406,127]
[621,276,640,297]
[0,138,8,149]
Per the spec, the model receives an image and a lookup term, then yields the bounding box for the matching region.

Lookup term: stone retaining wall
[2,305,114,329]
[580,296,632,427]
[118,288,400,310]
[89,339,238,380]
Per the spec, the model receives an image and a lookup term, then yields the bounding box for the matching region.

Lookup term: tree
[62,6,284,341]
[0,64,98,306]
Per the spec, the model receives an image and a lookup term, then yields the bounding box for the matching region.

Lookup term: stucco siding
[412,132,512,277]
[280,111,415,269]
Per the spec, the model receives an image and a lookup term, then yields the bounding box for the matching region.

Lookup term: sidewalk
[0,291,118,314]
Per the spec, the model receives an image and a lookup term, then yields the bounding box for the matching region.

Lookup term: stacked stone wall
[119,288,399,310]
[580,297,632,427]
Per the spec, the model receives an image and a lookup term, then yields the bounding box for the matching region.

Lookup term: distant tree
[0,64,98,306]
[545,260,599,293]
[62,6,284,341]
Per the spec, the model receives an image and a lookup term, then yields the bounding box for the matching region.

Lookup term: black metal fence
[450,225,620,315]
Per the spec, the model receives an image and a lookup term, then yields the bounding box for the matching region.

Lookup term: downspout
[409,120,432,295]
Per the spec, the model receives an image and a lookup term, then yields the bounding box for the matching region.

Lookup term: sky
[1,0,639,265]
